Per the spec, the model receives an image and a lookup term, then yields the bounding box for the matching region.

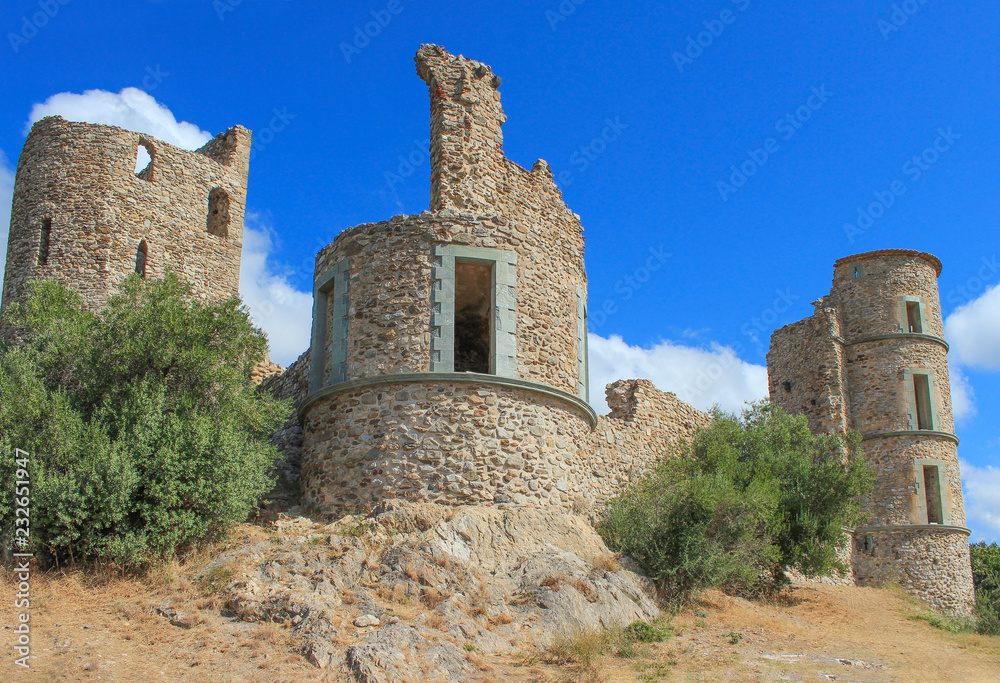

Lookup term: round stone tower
[834,250,973,611]
[298,46,595,514]
[769,249,974,612]
[1,116,251,314]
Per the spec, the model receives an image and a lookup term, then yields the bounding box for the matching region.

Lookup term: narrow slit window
[37,218,51,266]
[923,465,943,524]
[906,301,923,333]
[913,373,933,430]
[207,188,230,237]
[135,140,155,181]
[454,260,493,374]
[135,240,148,278]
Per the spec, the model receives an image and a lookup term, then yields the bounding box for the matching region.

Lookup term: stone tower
[768,249,974,612]
[1,116,251,313]
[299,45,595,513]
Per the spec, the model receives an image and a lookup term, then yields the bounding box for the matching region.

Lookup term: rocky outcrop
[217,502,659,681]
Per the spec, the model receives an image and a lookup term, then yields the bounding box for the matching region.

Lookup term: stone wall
[312,210,584,394]
[260,350,312,499]
[767,302,849,435]
[301,380,593,513]
[852,527,974,614]
[1,116,250,313]
[586,380,711,502]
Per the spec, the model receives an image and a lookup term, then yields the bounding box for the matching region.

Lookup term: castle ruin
[0,45,974,612]
[1,116,251,312]
[768,249,974,612]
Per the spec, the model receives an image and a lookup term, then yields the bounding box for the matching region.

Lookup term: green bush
[0,274,289,569]
[599,402,873,602]
[970,541,1000,635]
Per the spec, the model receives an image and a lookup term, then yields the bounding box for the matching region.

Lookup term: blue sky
[1,0,998,540]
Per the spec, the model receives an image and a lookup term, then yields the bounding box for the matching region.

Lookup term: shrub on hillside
[970,541,1000,635]
[599,402,874,602]
[0,274,289,569]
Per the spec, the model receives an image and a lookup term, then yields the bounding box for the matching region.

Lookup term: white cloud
[949,362,977,424]
[960,458,1000,543]
[239,215,313,366]
[588,333,769,415]
[0,149,14,292]
[26,88,213,170]
[945,283,1000,371]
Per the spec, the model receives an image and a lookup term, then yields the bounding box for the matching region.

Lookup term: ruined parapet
[299,47,593,515]
[768,250,973,613]
[588,380,711,504]
[1,116,251,313]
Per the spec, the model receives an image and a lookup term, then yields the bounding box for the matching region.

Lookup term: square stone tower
[1,116,251,313]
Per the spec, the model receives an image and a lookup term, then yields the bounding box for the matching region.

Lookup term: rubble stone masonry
[769,250,973,613]
[1,116,250,312]
[3,44,971,616]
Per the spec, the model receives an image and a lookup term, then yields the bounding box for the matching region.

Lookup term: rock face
[220,502,659,681]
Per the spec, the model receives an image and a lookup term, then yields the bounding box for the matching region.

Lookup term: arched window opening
[135,139,155,181]
[135,240,148,278]
[207,188,231,237]
[37,218,52,266]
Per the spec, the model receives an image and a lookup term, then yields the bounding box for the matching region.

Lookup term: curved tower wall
[299,46,594,513]
[2,116,251,313]
[768,249,973,613]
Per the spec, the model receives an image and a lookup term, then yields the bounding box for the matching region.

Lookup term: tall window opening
[135,240,148,278]
[913,373,933,430]
[135,139,155,181]
[454,260,493,374]
[906,301,923,333]
[37,218,51,266]
[923,465,943,524]
[207,188,230,237]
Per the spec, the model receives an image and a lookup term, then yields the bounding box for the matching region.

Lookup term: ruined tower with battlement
[1,116,251,313]
[297,45,598,512]
[768,249,974,612]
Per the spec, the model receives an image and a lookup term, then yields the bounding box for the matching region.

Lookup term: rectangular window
[37,218,51,266]
[906,301,923,333]
[913,374,933,430]
[454,260,493,374]
[923,465,943,524]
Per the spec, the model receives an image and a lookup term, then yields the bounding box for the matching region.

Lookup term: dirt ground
[2,524,998,682]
